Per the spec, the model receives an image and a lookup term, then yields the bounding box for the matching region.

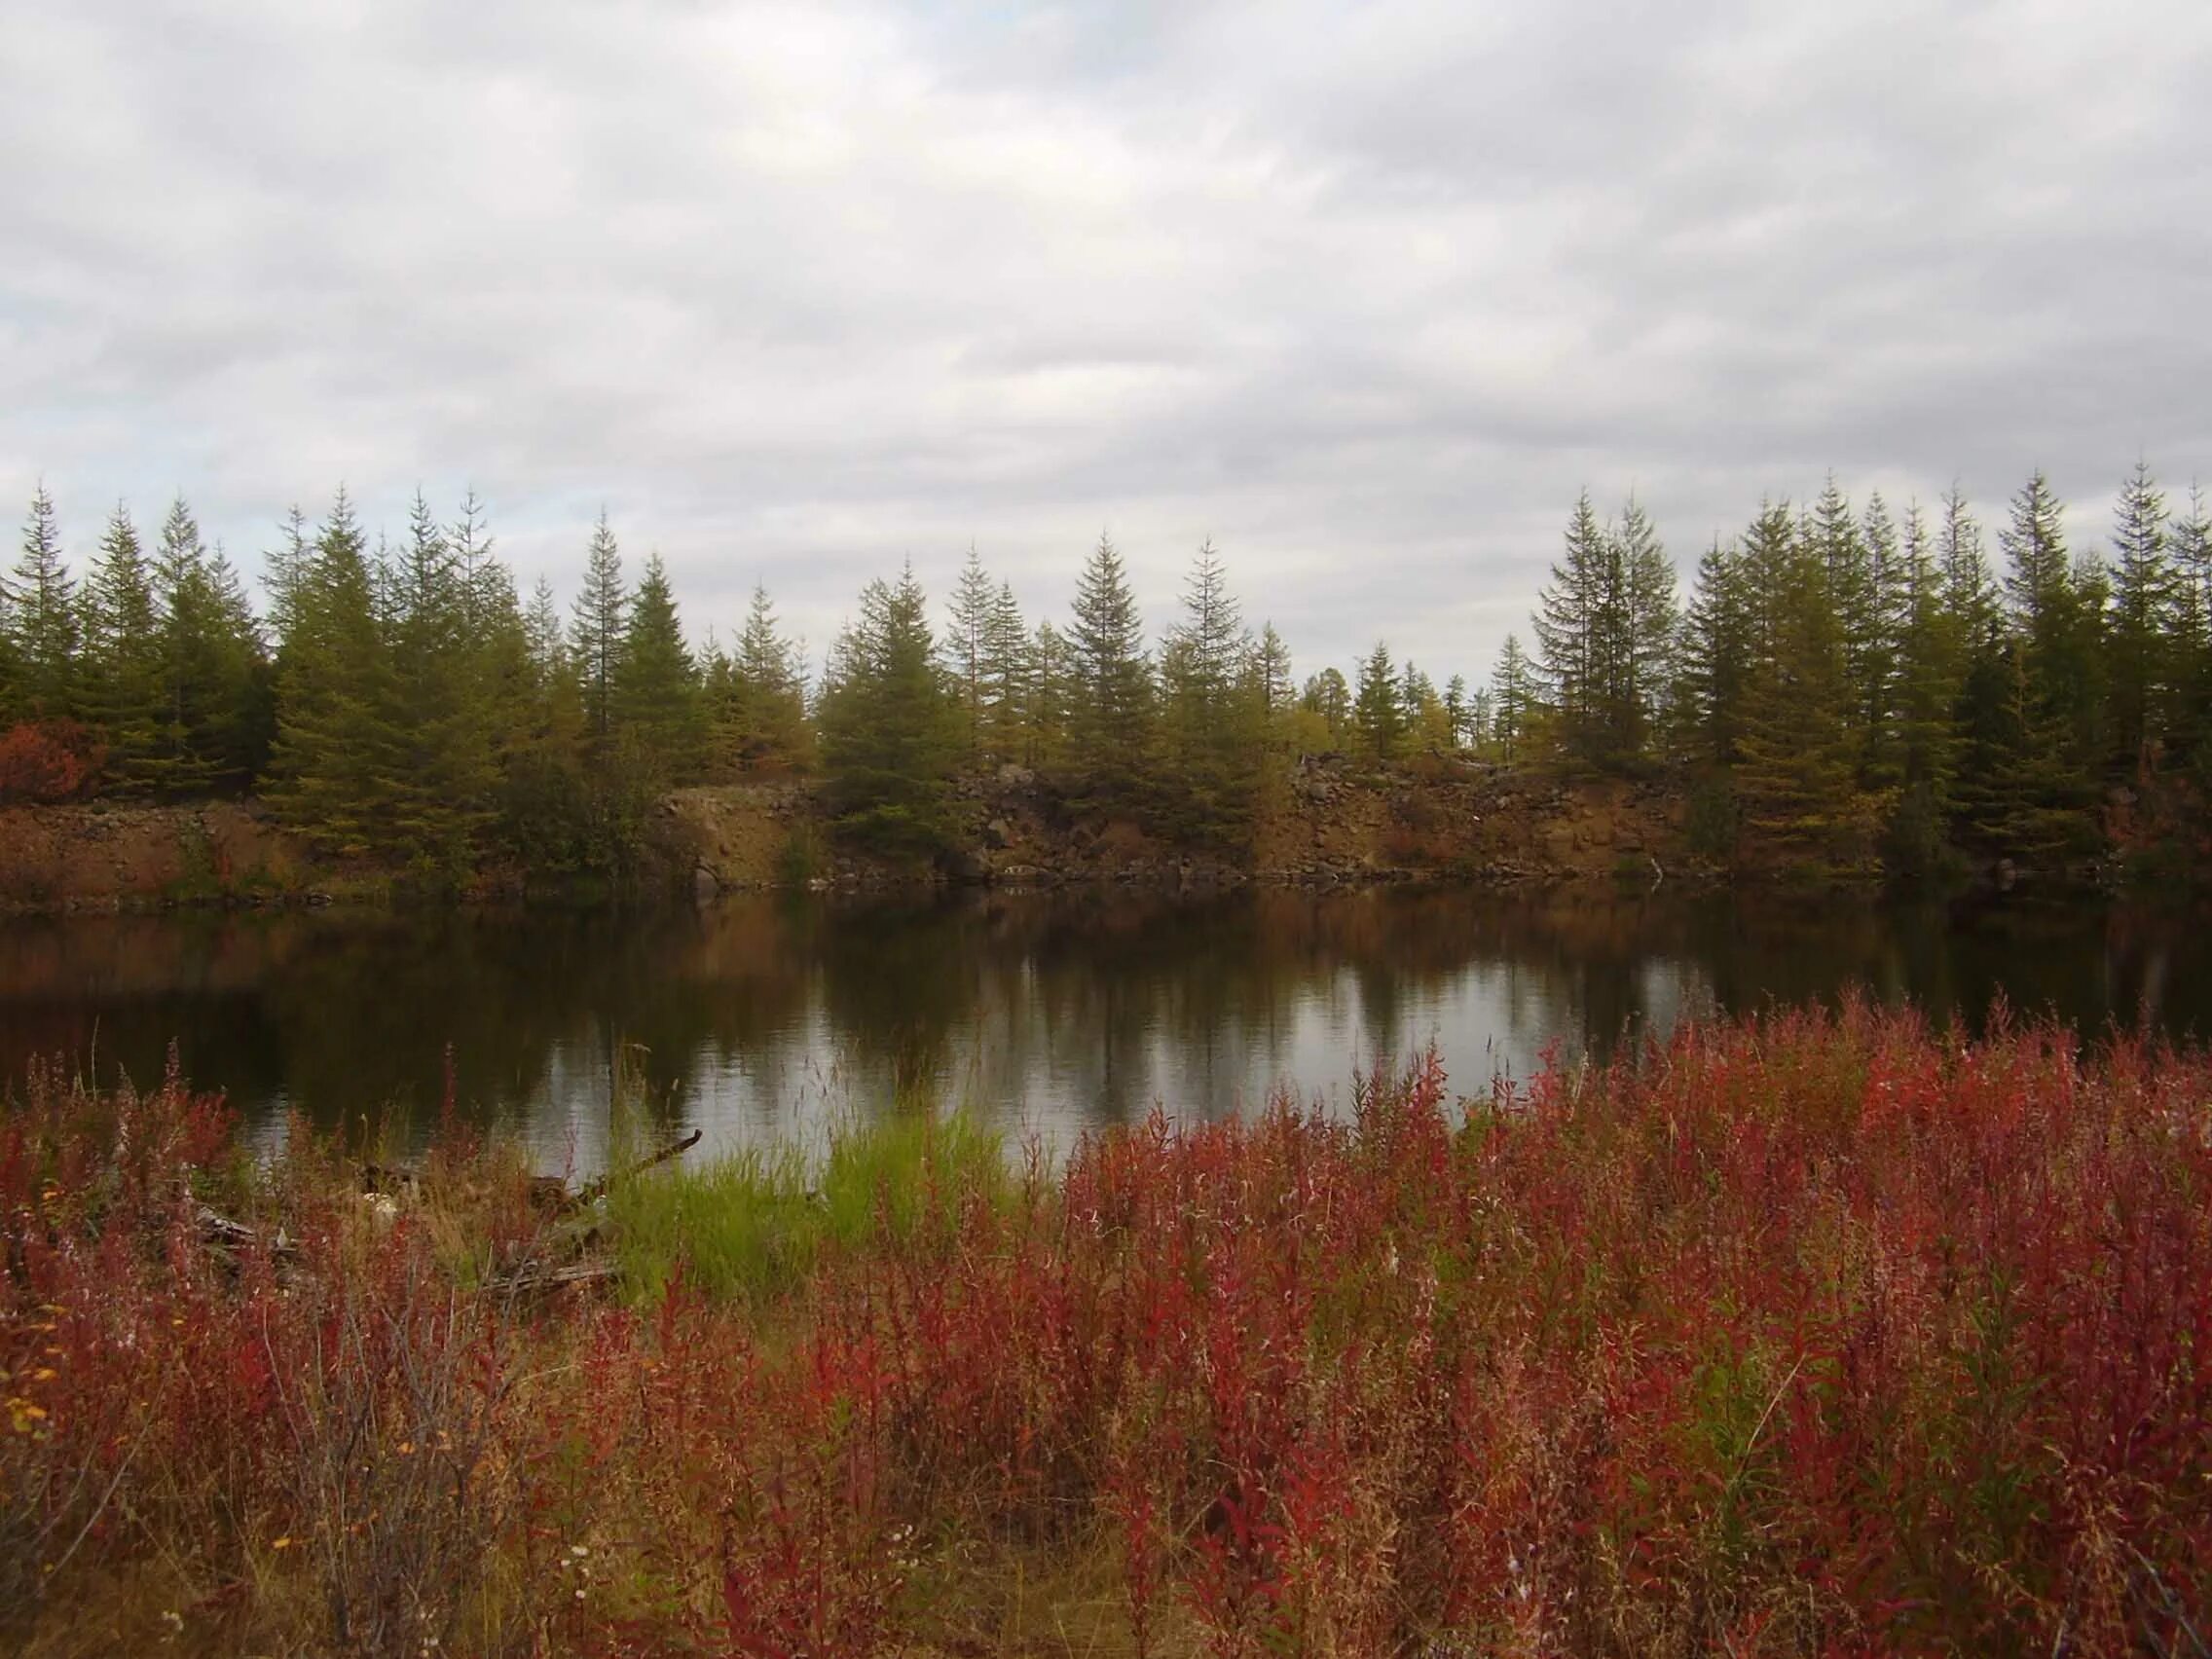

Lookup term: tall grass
[608,1107,1011,1303]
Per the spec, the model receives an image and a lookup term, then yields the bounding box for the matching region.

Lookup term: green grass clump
[608,1109,1009,1303]
[608,1142,819,1302]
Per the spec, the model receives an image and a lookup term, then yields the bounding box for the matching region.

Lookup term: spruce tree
[1066,535,1154,808]
[2105,460,2172,773]
[2170,486,2212,771]
[1857,491,1908,787]
[1160,540,1257,840]
[266,490,403,855]
[817,563,960,858]
[386,490,498,877]
[1616,496,1678,766]
[712,583,810,773]
[1678,537,1751,768]
[12,486,80,719]
[570,512,627,744]
[1025,620,1076,767]
[500,577,598,870]
[980,581,1029,763]
[82,502,163,787]
[945,545,995,756]
[612,552,707,782]
[1354,641,1405,760]
[1807,476,1877,771]
[2000,470,2104,805]
[1733,520,1859,856]
[1531,491,1609,767]
[1489,635,1534,765]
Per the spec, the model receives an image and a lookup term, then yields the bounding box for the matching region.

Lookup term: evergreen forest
[2,464,2208,884]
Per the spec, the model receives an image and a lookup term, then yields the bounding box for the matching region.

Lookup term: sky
[4,0,2209,686]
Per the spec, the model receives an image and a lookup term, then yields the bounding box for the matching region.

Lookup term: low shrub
[6,1007,2210,1653]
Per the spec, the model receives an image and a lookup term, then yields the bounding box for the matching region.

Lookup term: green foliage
[706,583,811,774]
[570,512,626,744]
[1065,535,1155,808]
[1158,540,1261,844]
[1486,634,1534,765]
[1353,641,1404,760]
[612,552,707,783]
[608,1109,1006,1304]
[1534,491,1677,770]
[1684,773,1739,862]
[11,485,80,720]
[266,491,405,858]
[817,563,962,861]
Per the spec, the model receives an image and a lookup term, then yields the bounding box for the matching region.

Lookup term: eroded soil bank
[0,759,1698,914]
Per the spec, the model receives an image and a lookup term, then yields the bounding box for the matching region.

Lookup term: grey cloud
[3,0,2208,687]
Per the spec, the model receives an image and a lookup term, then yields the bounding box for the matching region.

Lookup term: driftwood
[490,1260,622,1296]
[576,1129,703,1205]
[194,1203,299,1263]
[361,1128,703,1214]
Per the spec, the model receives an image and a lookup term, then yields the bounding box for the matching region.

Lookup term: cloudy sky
[4,0,2208,683]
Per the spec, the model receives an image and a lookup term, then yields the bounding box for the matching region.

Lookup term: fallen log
[574,1129,704,1206]
[195,1203,299,1263]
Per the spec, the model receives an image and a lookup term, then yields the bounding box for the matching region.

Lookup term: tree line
[3,462,2207,880]
[1509,466,2212,871]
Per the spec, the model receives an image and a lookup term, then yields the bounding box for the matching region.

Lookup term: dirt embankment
[664,756,1695,895]
[0,761,1695,914]
[0,800,316,913]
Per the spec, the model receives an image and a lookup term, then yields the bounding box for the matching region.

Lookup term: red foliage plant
[0,719,106,804]
[5,1002,2211,1655]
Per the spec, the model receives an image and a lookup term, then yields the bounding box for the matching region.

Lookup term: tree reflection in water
[0,886,2204,1166]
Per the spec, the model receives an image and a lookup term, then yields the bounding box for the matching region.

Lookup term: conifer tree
[1807,476,1878,771]
[1489,634,1534,765]
[980,581,1029,762]
[1442,674,1469,749]
[2170,486,2212,770]
[1160,540,1258,840]
[570,512,626,744]
[501,577,597,869]
[266,490,402,855]
[1531,491,1609,767]
[2105,460,2172,773]
[1733,518,1859,854]
[1889,501,1960,798]
[12,486,80,719]
[147,497,266,794]
[1353,641,1405,760]
[1857,491,1908,786]
[612,552,707,782]
[945,545,995,756]
[1302,667,1351,744]
[1677,537,1751,768]
[710,583,811,772]
[817,563,960,857]
[2000,470,2104,801]
[386,491,498,876]
[1025,620,1076,767]
[82,502,162,786]
[1615,496,1678,765]
[1066,535,1154,807]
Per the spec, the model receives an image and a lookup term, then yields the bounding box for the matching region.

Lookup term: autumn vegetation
[5,1003,2209,1655]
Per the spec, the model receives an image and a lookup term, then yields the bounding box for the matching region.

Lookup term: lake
[1,885,2205,1169]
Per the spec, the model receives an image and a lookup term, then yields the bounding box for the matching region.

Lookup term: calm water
[1,886,2206,1168]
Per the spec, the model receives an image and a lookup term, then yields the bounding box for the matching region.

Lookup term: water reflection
[0,887,2204,1166]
